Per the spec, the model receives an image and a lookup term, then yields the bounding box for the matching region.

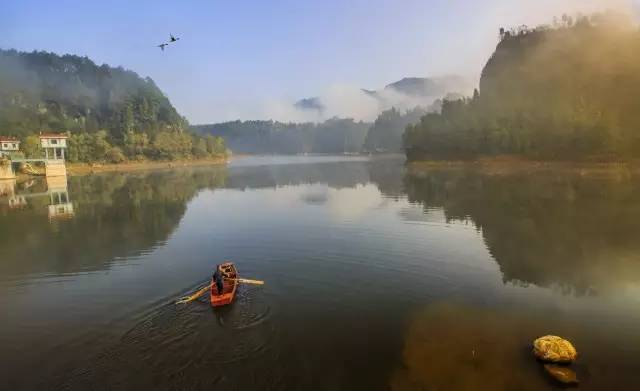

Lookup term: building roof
[39,133,69,139]
[0,136,20,142]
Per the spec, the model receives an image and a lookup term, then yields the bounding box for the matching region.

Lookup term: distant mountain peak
[294,97,324,112]
[384,76,470,97]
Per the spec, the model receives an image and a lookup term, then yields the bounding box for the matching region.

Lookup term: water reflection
[0,179,25,209]
[2,157,640,389]
[47,176,74,221]
[391,301,640,390]
[225,158,371,189]
[1,160,386,280]
[5,160,640,296]
[0,176,73,216]
[0,168,227,278]
[403,167,640,295]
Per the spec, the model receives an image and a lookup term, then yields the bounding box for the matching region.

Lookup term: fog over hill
[194,75,473,154]
[269,75,474,123]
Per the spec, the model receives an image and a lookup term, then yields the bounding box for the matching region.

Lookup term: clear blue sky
[2,0,634,123]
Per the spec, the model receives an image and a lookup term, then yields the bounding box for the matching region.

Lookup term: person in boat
[213,267,224,296]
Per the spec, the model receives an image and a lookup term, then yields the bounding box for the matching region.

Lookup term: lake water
[1,155,640,390]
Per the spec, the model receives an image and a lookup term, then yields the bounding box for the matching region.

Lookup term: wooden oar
[236,278,265,285]
[175,284,212,304]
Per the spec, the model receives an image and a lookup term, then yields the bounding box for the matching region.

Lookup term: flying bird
[157,43,168,51]
[170,34,180,43]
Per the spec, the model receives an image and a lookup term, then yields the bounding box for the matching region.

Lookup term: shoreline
[65,157,227,176]
[406,156,640,175]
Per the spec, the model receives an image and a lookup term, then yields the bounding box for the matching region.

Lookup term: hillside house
[39,133,68,160]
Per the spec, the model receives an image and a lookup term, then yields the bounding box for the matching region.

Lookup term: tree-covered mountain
[0,49,225,162]
[404,12,640,161]
[192,118,370,154]
[363,107,427,153]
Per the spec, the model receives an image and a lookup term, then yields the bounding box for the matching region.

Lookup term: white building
[39,133,68,160]
[0,137,20,156]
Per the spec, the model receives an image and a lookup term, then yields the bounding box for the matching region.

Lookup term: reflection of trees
[366,157,406,198]
[0,168,226,276]
[225,157,409,192]
[403,167,640,294]
[1,159,398,277]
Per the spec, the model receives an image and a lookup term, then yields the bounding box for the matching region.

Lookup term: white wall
[41,139,67,148]
[0,142,20,151]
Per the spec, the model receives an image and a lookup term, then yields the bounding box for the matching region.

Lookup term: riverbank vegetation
[404,12,640,162]
[0,49,226,163]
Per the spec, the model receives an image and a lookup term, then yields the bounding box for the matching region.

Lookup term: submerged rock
[544,364,579,385]
[533,335,577,363]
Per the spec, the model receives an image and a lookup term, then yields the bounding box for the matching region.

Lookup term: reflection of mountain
[226,161,370,190]
[225,157,409,193]
[403,167,640,294]
[0,168,226,277]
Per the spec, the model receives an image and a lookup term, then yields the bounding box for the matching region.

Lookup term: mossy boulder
[533,335,577,363]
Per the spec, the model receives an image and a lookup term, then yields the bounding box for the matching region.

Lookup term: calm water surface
[1,156,640,390]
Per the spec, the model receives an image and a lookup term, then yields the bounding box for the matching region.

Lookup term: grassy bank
[66,157,227,176]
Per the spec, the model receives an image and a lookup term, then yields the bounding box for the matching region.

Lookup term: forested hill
[192,118,370,154]
[0,49,225,162]
[404,13,640,161]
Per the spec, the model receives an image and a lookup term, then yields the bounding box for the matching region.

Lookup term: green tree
[151,131,193,160]
[192,137,209,158]
[123,131,149,159]
[105,146,126,163]
[67,133,92,162]
[205,135,226,155]
[92,130,112,160]
[67,130,113,162]
[21,135,42,158]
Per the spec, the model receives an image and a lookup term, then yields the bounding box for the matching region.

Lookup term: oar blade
[175,284,211,304]
[237,278,265,285]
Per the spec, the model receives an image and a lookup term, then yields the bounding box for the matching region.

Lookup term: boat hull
[210,262,238,307]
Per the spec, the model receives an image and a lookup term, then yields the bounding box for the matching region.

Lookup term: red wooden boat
[210,262,238,307]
